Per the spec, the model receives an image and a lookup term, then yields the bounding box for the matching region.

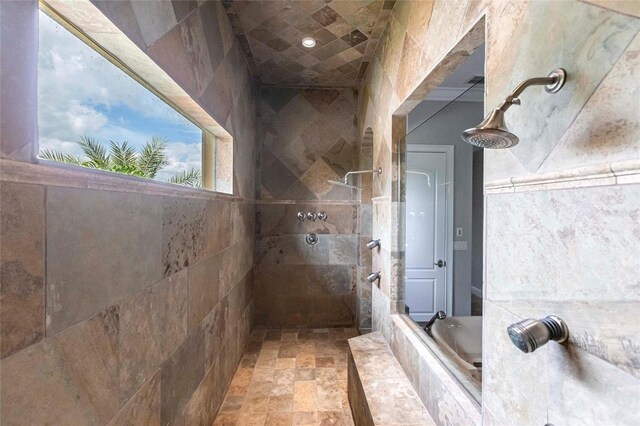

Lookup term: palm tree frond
[109,140,140,175]
[168,168,201,187]
[39,149,84,165]
[138,137,169,179]
[77,135,109,168]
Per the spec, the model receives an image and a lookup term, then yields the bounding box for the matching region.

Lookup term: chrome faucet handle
[297,212,306,221]
[307,212,317,221]
[317,211,327,221]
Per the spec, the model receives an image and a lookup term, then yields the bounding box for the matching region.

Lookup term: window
[37,8,228,191]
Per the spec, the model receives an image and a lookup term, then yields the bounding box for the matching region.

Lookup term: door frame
[406,144,454,315]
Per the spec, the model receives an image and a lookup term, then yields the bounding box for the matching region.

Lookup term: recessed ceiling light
[301,37,316,48]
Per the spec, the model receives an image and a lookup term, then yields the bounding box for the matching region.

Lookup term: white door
[405,145,453,322]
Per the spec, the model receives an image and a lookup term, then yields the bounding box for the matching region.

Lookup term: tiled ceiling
[221,0,396,87]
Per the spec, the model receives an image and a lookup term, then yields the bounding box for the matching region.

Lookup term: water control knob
[297,212,306,221]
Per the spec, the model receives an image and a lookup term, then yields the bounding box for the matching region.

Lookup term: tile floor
[214,328,359,426]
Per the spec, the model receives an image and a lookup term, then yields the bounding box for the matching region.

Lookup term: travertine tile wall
[357,0,640,424]
[0,0,258,423]
[255,87,365,328]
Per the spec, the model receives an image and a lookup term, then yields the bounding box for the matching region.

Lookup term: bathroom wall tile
[160,327,205,425]
[540,32,640,173]
[119,270,188,404]
[187,254,221,330]
[91,0,146,49]
[161,197,230,277]
[547,342,640,425]
[488,1,639,172]
[108,370,161,426]
[131,0,178,47]
[485,184,640,302]
[202,301,226,368]
[0,307,120,424]
[255,235,330,265]
[329,234,358,265]
[180,360,220,426]
[483,301,548,425]
[0,182,45,358]
[46,187,163,335]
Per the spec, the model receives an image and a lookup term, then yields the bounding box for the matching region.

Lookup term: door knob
[434,260,445,268]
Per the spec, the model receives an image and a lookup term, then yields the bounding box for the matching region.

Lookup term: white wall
[407,100,483,316]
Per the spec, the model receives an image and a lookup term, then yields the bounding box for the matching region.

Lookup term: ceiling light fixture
[301,37,316,48]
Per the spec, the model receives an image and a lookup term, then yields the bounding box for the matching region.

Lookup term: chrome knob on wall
[317,211,327,221]
[307,212,317,221]
[507,315,569,353]
[366,271,381,284]
[297,212,306,221]
[366,239,380,250]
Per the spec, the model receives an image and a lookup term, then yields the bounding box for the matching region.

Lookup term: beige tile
[315,356,335,368]
[265,412,292,426]
[281,332,298,341]
[293,381,317,411]
[214,412,239,425]
[276,358,297,369]
[317,411,345,425]
[296,352,316,369]
[295,368,316,381]
[268,394,293,412]
[293,411,317,425]
[237,412,267,425]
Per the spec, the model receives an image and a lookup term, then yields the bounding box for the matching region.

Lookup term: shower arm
[343,167,382,184]
[496,71,565,112]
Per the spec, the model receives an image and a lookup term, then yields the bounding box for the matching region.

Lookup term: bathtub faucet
[424,311,446,332]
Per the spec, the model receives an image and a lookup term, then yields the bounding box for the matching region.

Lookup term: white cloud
[156,142,202,181]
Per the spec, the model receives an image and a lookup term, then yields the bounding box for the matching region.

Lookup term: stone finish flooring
[214,328,358,425]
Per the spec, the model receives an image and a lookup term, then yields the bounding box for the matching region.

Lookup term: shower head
[327,179,363,190]
[327,167,382,190]
[461,108,519,149]
[461,68,567,149]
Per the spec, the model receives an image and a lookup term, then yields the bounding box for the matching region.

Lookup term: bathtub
[430,316,483,381]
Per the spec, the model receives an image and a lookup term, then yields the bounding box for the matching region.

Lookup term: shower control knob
[297,212,306,221]
[317,211,327,221]
[307,212,317,221]
[434,260,445,268]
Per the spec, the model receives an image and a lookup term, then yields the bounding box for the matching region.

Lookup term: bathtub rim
[399,313,482,404]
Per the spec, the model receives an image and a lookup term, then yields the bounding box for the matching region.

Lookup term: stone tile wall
[357,0,640,424]
[255,86,364,328]
[254,202,358,327]
[0,0,258,423]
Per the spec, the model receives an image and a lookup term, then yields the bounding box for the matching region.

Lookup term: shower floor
[214,328,358,426]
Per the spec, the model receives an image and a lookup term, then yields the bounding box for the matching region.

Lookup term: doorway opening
[401,43,485,391]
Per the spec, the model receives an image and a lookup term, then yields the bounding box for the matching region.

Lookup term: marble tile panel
[119,269,188,404]
[0,182,45,358]
[485,185,640,302]
[180,360,220,426]
[179,7,213,97]
[255,235,330,265]
[548,342,640,425]
[107,370,161,426]
[483,301,548,425]
[187,254,221,330]
[489,1,640,171]
[328,234,358,265]
[0,307,120,424]
[130,0,177,47]
[46,187,163,334]
[160,328,205,424]
[202,301,226,368]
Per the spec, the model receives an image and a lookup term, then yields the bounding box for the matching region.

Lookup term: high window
[37,8,229,191]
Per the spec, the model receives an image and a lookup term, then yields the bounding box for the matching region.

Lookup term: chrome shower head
[462,68,567,149]
[462,109,519,149]
[327,179,363,190]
